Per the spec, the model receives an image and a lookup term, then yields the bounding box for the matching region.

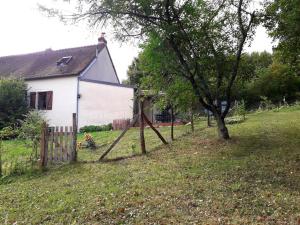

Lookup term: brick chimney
[98,32,107,45]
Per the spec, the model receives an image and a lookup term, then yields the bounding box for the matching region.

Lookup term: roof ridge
[0,44,98,59]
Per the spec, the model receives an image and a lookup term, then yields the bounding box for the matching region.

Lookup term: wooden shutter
[30,92,36,109]
[46,91,53,110]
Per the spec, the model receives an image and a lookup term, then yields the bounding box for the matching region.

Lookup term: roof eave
[24,73,79,81]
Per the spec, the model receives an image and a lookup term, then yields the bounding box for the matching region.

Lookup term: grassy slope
[0,108,300,224]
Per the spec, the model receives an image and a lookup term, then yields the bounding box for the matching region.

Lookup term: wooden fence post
[191,109,195,132]
[142,112,168,145]
[0,140,2,176]
[139,98,146,154]
[40,122,48,169]
[72,113,77,162]
[171,107,175,141]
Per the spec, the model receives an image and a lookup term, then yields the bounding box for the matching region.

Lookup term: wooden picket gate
[40,114,77,168]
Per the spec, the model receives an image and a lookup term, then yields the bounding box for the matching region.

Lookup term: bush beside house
[0,78,28,130]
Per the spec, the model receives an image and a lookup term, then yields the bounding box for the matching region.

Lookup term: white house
[0,35,134,129]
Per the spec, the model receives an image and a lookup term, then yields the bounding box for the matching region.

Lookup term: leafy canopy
[264,0,300,69]
[42,0,259,139]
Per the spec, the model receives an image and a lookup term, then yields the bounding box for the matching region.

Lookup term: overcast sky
[0,0,273,82]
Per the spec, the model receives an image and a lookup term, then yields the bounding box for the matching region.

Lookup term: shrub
[79,124,112,133]
[0,126,19,140]
[231,100,247,119]
[0,78,28,129]
[18,111,45,159]
[244,63,300,106]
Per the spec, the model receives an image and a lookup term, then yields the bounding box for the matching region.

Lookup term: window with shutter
[30,92,36,109]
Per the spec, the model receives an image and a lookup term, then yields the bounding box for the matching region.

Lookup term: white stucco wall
[78,80,134,128]
[26,76,78,127]
[81,47,119,83]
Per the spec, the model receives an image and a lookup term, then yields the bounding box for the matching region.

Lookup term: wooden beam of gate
[72,113,78,162]
[142,112,168,145]
[99,116,138,161]
[40,122,48,169]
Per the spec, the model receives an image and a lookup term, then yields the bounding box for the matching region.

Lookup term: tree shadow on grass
[217,127,300,192]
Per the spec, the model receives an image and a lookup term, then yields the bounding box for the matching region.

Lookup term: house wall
[26,76,78,127]
[78,80,134,128]
[80,47,119,83]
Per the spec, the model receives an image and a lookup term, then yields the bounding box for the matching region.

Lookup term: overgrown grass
[0,107,300,224]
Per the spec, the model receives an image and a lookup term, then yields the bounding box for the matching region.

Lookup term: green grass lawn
[0,107,300,224]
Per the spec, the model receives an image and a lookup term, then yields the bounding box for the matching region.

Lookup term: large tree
[264,0,300,71]
[43,0,259,139]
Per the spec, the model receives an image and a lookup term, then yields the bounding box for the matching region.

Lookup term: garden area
[0,105,299,224]
[0,119,193,176]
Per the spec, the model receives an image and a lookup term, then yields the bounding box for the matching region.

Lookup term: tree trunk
[207,112,211,127]
[214,114,230,140]
[139,99,146,154]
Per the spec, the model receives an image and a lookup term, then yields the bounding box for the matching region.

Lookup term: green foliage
[0,78,28,129]
[137,34,198,115]
[18,111,45,158]
[231,100,247,119]
[43,0,259,139]
[79,124,112,133]
[264,0,300,70]
[0,126,19,140]
[243,62,300,106]
[259,96,275,110]
[238,51,273,81]
[124,57,147,87]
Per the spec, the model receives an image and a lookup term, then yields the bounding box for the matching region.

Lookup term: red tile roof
[0,44,105,80]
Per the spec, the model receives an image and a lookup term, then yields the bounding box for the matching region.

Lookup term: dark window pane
[30,92,36,109]
[38,92,47,110]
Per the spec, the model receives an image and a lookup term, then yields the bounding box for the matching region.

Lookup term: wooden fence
[113,119,131,130]
[40,114,77,168]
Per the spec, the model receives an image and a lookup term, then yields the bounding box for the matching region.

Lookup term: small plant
[18,111,45,160]
[130,143,138,155]
[0,126,19,140]
[84,133,96,150]
[232,100,247,120]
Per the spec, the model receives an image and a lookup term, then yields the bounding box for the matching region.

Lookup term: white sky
[0,0,273,82]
